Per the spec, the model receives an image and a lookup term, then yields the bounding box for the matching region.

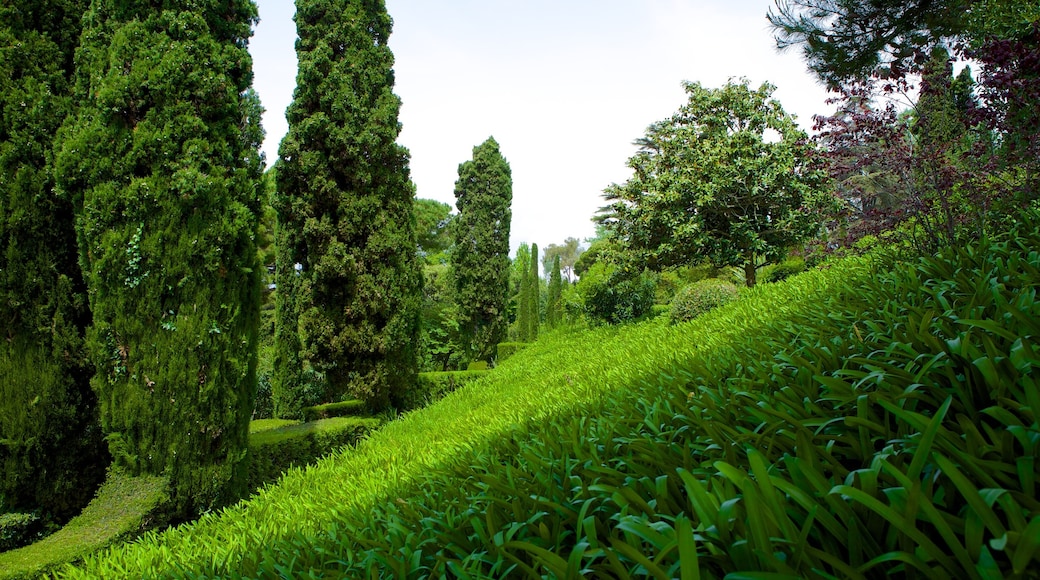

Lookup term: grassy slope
[0,474,166,579]
[59,255,877,577]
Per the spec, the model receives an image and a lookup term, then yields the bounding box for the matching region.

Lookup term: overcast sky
[248,0,832,256]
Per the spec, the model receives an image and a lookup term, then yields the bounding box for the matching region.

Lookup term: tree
[599,80,832,287]
[542,237,584,283]
[768,0,968,86]
[0,0,108,522]
[414,198,454,264]
[276,0,422,411]
[54,1,265,516]
[546,255,563,328]
[451,137,513,364]
[526,243,540,341]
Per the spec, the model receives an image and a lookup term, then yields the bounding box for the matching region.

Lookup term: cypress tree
[527,243,540,341]
[546,254,563,328]
[452,137,513,363]
[54,0,265,516]
[275,0,421,411]
[0,0,108,520]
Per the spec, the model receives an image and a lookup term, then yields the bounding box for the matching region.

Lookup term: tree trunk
[744,259,757,287]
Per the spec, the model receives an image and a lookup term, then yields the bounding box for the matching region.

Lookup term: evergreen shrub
[301,400,366,423]
[576,263,656,324]
[669,278,740,323]
[761,257,806,283]
[401,371,490,411]
[0,512,41,552]
[496,342,528,362]
[247,418,381,492]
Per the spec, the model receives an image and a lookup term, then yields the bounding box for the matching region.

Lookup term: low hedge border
[301,399,367,423]
[401,371,490,412]
[247,417,382,493]
[496,342,527,363]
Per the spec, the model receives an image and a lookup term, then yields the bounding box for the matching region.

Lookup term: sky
[248,0,833,257]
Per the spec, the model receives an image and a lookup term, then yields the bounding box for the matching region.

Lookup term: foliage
[768,0,968,87]
[400,370,491,412]
[414,198,454,264]
[0,473,168,580]
[759,256,806,283]
[599,79,833,286]
[246,417,380,494]
[56,226,876,577]
[545,255,563,328]
[526,243,540,341]
[575,262,657,325]
[495,342,528,363]
[248,419,299,435]
[301,399,366,423]
[275,0,421,411]
[0,0,108,523]
[418,263,463,372]
[53,2,264,518]
[0,512,41,553]
[541,237,583,282]
[452,137,513,364]
[669,278,741,324]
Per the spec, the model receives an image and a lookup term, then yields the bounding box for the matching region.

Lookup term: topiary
[669,278,740,324]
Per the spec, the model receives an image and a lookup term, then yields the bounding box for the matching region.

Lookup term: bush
[247,418,382,493]
[575,263,656,325]
[760,257,806,284]
[0,512,41,553]
[301,399,366,423]
[399,371,491,412]
[496,342,527,363]
[669,278,740,323]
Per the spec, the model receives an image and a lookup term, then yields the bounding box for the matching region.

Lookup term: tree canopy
[598,79,832,286]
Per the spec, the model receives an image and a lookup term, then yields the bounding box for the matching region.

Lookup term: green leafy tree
[0,0,108,521]
[599,79,832,287]
[414,198,454,265]
[54,1,265,516]
[275,0,421,411]
[542,237,583,283]
[451,137,513,364]
[546,255,563,328]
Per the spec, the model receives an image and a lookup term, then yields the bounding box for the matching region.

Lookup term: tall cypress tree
[276,0,421,411]
[54,0,264,516]
[546,254,563,328]
[0,0,107,521]
[452,137,513,363]
[527,243,540,341]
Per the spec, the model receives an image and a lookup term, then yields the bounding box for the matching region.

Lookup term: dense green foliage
[301,399,365,422]
[575,262,656,325]
[495,342,528,363]
[56,234,874,577]
[521,243,540,341]
[246,417,380,493]
[275,0,421,411]
[414,198,453,265]
[600,79,832,286]
[451,138,512,364]
[401,370,490,411]
[546,254,563,328]
[0,473,167,580]
[669,278,740,324]
[418,262,462,372]
[0,0,108,523]
[62,210,1040,578]
[52,0,264,517]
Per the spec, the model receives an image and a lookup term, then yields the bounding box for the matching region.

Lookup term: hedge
[496,342,528,363]
[300,399,366,423]
[399,371,490,412]
[247,417,381,493]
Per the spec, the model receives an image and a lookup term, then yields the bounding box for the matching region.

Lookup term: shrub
[0,512,41,553]
[760,257,806,283]
[669,278,740,323]
[496,342,528,363]
[575,263,656,325]
[301,400,366,423]
[400,371,491,412]
[247,418,381,493]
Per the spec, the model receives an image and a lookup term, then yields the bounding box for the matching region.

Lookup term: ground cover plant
[56,242,877,577]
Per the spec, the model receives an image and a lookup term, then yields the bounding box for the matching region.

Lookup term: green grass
[57,247,878,577]
[0,473,167,579]
[248,418,299,434]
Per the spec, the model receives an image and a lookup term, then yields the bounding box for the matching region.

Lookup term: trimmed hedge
[0,473,167,579]
[400,371,490,412]
[0,512,41,553]
[247,417,381,493]
[496,342,527,363]
[301,399,366,423]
